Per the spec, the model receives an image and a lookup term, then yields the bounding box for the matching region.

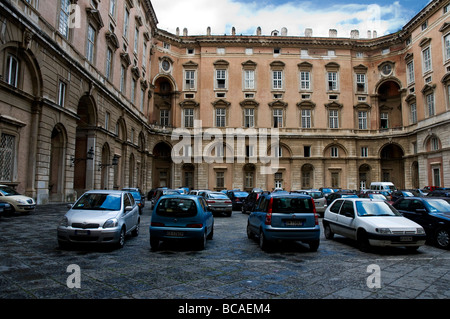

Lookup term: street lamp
[98,154,119,171]
[70,147,94,167]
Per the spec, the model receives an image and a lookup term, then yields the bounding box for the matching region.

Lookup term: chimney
[329,29,337,37]
[305,28,313,37]
[176,27,180,36]
[232,27,236,36]
[373,30,377,38]
[207,27,211,36]
[367,30,372,38]
[281,27,287,36]
[183,28,188,36]
[256,27,261,36]
[350,30,359,39]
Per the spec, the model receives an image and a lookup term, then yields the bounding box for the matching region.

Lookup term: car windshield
[356,201,401,217]
[272,197,314,213]
[423,199,450,213]
[234,192,249,197]
[156,198,197,217]
[0,186,20,196]
[129,191,141,199]
[73,193,122,211]
[209,193,228,199]
[308,192,323,199]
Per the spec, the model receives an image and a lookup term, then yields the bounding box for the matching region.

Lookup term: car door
[248,196,267,233]
[199,197,213,232]
[336,200,357,239]
[122,193,136,231]
[326,199,343,234]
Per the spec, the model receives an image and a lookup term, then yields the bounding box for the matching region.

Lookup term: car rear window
[234,192,249,197]
[209,193,228,199]
[308,192,323,199]
[272,197,314,213]
[156,198,197,217]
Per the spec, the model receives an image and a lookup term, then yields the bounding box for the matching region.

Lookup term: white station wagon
[323,198,426,252]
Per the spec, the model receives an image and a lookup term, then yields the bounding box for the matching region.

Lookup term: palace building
[1,0,449,204]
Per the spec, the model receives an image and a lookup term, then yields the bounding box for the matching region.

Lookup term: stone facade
[0,0,449,204]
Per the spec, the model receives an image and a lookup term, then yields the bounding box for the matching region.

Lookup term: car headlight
[59,216,69,227]
[103,218,118,228]
[375,228,392,234]
[416,228,425,234]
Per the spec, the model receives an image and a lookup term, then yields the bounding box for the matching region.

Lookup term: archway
[153,76,175,126]
[377,80,402,129]
[301,164,314,189]
[380,144,404,188]
[49,125,67,202]
[152,142,172,188]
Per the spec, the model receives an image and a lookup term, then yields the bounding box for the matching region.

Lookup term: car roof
[85,190,127,195]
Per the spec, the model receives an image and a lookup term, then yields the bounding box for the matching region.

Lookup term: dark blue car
[149,195,214,251]
[393,197,450,249]
[247,192,320,251]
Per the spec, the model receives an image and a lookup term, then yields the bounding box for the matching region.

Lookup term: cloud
[152,0,414,38]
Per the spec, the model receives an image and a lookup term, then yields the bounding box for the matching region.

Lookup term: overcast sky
[152,0,431,38]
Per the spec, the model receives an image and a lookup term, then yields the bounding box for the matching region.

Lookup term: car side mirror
[125,205,133,211]
[416,208,427,214]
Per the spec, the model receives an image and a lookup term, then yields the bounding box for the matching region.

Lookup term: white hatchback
[323,198,426,252]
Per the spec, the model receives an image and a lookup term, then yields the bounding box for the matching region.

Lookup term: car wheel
[197,231,207,250]
[435,228,450,249]
[117,227,126,249]
[308,240,320,252]
[150,236,159,251]
[207,224,214,240]
[259,229,270,251]
[357,230,371,252]
[132,219,140,237]
[247,223,254,239]
[324,222,334,240]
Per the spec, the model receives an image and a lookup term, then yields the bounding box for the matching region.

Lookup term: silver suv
[293,190,327,217]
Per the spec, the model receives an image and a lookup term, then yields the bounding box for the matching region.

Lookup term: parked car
[323,198,426,252]
[149,195,214,250]
[393,197,450,249]
[226,190,249,210]
[242,189,265,214]
[57,190,140,248]
[390,190,415,202]
[293,189,327,217]
[151,188,183,208]
[247,192,320,251]
[122,188,145,214]
[204,192,232,216]
[427,190,450,198]
[0,201,13,216]
[358,191,388,202]
[325,191,358,205]
[0,185,36,213]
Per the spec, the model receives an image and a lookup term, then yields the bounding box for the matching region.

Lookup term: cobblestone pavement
[0,203,449,301]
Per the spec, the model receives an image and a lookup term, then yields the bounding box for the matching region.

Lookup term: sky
[151,0,432,38]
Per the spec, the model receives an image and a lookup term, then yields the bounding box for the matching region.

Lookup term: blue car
[247,192,320,251]
[149,195,214,250]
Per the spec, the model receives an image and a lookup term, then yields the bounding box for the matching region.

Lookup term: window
[407,61,415,84]
[216,171,225,188]
[274,172,283,189]
[216,69,227,89]
[246,145,254,157]
[105,112,110,130]
[217,48,225,55]
[245,172,254,189]
[358,111,367,129]
[134,28,139,54]
[58,81,66,107]
[160,110,169,126]
[304,146,311,157]
[422,47,432,73]
[6,54,19,87]
[142,43,147,69]
[123,7,130,39]
[410,103,417,124]
[0,133,15,181]
[300,71,310,90]
[421,20,428,31]
[331,172,340,188]
[274,146,282,158]
[272,71,283,89]
[215,108,226,127]
[301,109,311,128]
[327,72,338,91]
[330,147,338,158]
[431,137,439,151]
[245,48,253,55]
[59,0,71,38]
[184,108,194,128]
[444,34,450,62]
[426,93,435,117]
[244,108,254,128]
[244,70,255,90]
[361,147,368,157]
[120,65,126,93]
[356,74,366,92]
[109,0,116,18]
[185,70,196,90]
[433,167,441,187]
[380,112,388,129]
[273,109,283,128]
[140,89,145,112]
[106,48,113,80]
[329,109,339,128]
[86,24,96,63]
[131,78,136,104]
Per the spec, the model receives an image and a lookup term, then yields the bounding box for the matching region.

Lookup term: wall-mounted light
[70,147,94,167]
[98,154,119,171]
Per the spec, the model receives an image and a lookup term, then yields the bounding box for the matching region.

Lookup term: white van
[370,182,396,196]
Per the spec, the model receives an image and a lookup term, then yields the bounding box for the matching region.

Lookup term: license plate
[166,231,184,237]
[75,230,90,236]
[285,220,303,226]
[400,236,413,242]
